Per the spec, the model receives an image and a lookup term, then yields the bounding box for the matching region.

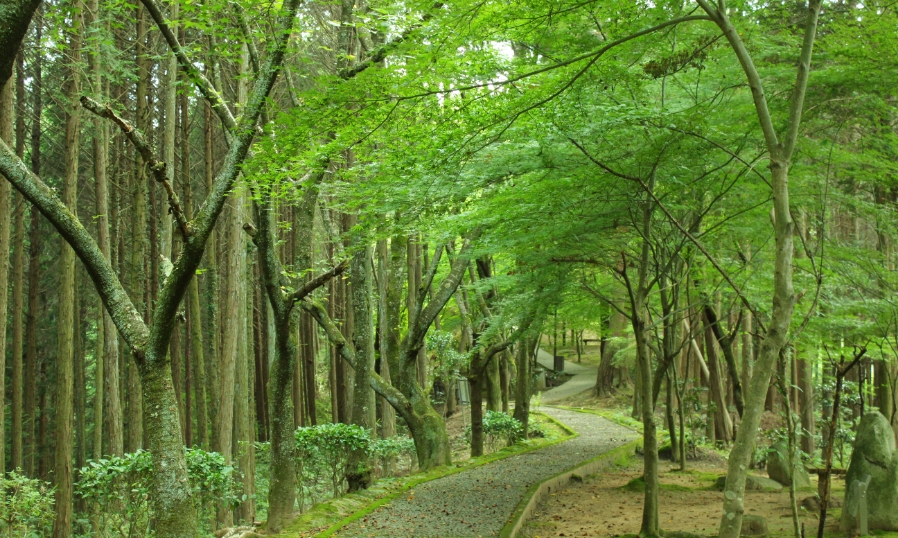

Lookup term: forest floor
[517,454,846,538]
[521,345,853,538]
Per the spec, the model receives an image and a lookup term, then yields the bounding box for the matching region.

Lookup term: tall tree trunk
[24,209,38,475]
[485,350,501,412]
[235,239,255,522]
[348,234,376,491]
[469,370,485,457]
[704,314,733,442]
[216,191,245,527]
[23,7,42,476]
[11,51,26,473]
[88,0,122,459]
[0,31,14,478]
[513,338,532,436]
[798,352,815,456]
[203,95,221,447]
[408,236,426,388]
[52,8,81,529]
[335,266,349,423]
[127,1,150,453]
[500,350,510,414]
[74,285,87,516]
[708,1,821,534]
[377,238,396,441]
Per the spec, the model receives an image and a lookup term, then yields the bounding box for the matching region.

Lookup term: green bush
[528,421,549,439]
[369,436,417,476]
[466,411,525,452]
[0,470,54,536]
[294,423,372,502]
[76,448,237,537]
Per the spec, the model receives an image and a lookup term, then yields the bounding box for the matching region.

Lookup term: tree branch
[291,260,349,303]
[138,0,237,133]
[337,2,443,80]
[696,0,779,152]
[567,137,765,332]
[411,229,482,345]
[81,96,190,238]
[415,243,444,320]
[0,138,149,354]
[782,0,822,158]
[301,298,414,417]
[150,0,303,364]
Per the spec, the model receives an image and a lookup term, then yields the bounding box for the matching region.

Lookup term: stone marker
[841,411,898,533]
[766,439,812,489]
[847,474,872,536]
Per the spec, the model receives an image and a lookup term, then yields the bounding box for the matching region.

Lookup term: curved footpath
[334,405,637,537]
[535,348,597,403]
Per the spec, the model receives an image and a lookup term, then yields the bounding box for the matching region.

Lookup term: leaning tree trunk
[692,1,821,536]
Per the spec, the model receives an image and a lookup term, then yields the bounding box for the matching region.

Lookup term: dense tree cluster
[0,0,897,536]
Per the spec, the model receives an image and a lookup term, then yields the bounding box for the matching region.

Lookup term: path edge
[312,411,578,538]
[499,412,643,538]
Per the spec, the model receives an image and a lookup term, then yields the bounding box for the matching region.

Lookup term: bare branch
[81,96,190,238]
[138,0,237,133]
[568,137,765,332]
[291,260,349,303]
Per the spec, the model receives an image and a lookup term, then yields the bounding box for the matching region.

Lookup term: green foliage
[369,436,418,475]
[465,411,525,452]
[427,330,466,385]
[0,471,54,537]
[76,449,236,537]
[294,423,372,503]
[527,421,549,439]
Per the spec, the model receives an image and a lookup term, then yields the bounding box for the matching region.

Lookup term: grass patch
[622,476,694,493]
[270,411,575,537]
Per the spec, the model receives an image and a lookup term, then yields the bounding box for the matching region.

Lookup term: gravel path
[535,348,597,403]
[335,407,638,537]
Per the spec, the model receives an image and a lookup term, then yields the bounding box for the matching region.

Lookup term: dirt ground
[520,456,844,538]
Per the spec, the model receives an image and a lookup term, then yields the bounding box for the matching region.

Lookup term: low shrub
[0,470,54,536]
[369,436,417,476]
[76,448,237,537]
[294,423,371,503]
[466,411,525,452]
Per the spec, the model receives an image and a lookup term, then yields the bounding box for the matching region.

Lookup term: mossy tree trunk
[308,233,481,470]
[0,0,303,531]
[249,183,344,531]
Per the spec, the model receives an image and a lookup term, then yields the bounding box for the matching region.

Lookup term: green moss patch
[622,475,694,493]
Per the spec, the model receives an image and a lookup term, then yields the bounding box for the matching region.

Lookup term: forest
[0,0,896,536]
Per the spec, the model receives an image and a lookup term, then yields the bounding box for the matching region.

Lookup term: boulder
[715,474,783,492]
[740,514,768,536]
[841,411,898,533]
[800,494,841,512]
[766,440,812,489]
